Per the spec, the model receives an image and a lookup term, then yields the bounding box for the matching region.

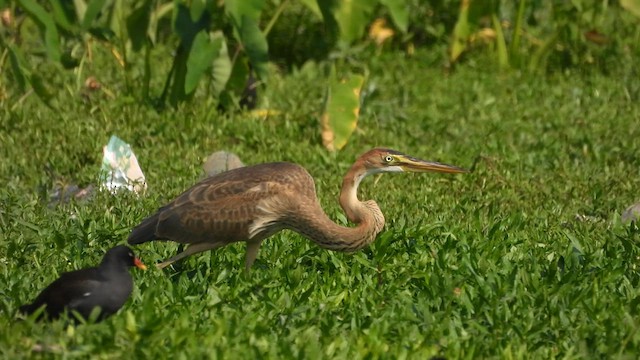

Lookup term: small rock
[622,202,640,224]
[203,151,244,177]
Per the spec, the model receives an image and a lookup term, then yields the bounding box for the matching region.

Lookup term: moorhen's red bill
[19,245,146,322]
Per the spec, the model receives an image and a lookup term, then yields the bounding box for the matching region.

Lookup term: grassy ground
[1,49,640,359]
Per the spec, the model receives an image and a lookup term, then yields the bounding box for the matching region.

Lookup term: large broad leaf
[218,59,250,110]
[166,3,210,106]
[321,74,365,151]
[332,0,375,44]
[379,0,408,33]
[236,16,269,80]
[82,0,106,29]
[621,0,640,18]
[225,0,264,22]
[126,0,153,51]
[211,36,232,97]
[225,0,268,80]
[190,0,207,22]
[185,31,223,94]
[17,0,61,62]
[316,0,340,42]
[73,0,87,22]
[50,0,76,32]
[174,3,207,43]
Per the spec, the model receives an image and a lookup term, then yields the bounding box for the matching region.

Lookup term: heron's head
[360,148,468,175]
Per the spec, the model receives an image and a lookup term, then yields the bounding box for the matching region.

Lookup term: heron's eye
[384,155,393,163]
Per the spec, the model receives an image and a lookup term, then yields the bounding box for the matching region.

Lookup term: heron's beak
[398,155,468,174]
[134,257,147,270]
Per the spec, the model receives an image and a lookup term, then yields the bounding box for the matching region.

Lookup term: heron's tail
[128,213,161,245]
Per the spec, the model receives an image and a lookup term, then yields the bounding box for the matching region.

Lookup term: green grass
[2,50,640,359]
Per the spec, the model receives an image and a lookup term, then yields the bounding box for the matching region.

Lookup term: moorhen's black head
[19,245,146,322]
[101,245,147,270]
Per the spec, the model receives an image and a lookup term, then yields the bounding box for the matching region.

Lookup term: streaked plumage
[128,148,467,270]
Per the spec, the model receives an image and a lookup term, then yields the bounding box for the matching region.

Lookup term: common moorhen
[20,245,146,322]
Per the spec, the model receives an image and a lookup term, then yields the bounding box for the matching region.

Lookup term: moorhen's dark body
[20,245,146,322]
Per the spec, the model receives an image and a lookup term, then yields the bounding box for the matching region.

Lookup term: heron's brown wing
[155,181,292,244]
[130,162,317,245]
[187,162,315,197]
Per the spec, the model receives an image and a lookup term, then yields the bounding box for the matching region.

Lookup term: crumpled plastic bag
[100,135,146,194]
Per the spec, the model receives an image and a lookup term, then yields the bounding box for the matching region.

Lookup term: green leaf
[108,0,124,35]
[379,0,408,33]
[127,0,153,52]
[185,31,223,94]
[60,51,81,69]
[449,0,471,63]
[6,46,27,92]
[17,0,61,62]
[321,73,365,151]
[211,35,232,96]
[528,33,558,72]
[50,0,76,32]
[449,0,498,63]
[29,74,54,107]
[225,0,268,79]
[509,0,526,63]
[315,0,340,45]
[299,0,322,19]
[190,0,207,21]
[82,0,107,29]
[332,0,375,44]
[492,14,508,70]
[167,46,189,106]
[174,3,206,42]
[621,0,640,18]
[166,3,212,106]
[225,0,264,22]
[73,0,88,21]
[218,59,250,110]
[236,16,269,80]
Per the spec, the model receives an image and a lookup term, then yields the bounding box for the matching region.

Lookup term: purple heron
[128,148,467,270]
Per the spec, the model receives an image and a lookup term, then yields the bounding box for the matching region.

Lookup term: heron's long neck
[291,163,385,252]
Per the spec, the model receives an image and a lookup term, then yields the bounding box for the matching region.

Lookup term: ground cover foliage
[0,2,640,359]
[2,49,640,358]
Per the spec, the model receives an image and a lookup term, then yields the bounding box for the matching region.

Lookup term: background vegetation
[1,0,640,358]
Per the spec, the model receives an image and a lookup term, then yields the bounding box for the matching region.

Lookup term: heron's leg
[156,242,223,269]
[245,240,263,271]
